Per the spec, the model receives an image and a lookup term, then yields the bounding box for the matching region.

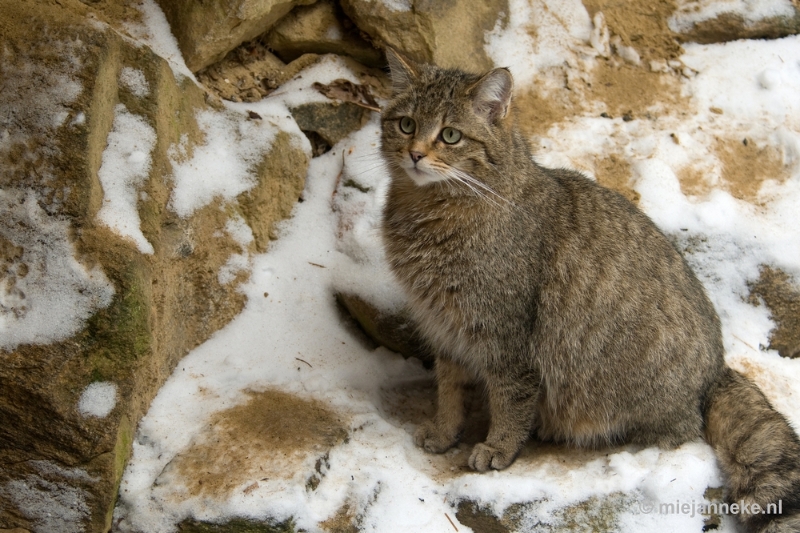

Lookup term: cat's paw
[413,421,457,453]
[468,442,515,471]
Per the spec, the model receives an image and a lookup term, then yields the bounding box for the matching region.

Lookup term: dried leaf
[312,79,381,112]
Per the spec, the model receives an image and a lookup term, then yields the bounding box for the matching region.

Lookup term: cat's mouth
[401,158,447,186]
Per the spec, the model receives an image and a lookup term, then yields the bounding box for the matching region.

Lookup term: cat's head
[380,48,514,188]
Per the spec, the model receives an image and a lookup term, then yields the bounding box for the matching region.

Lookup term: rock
[291,101,371,156]
[265,0,383,67]
[336,293,433,365]
[340,0,508,71]
[195,37,321,103]
[154,0,316,72]
[670,1,800,44]
[176,518,294,532]
[0,1,308,531]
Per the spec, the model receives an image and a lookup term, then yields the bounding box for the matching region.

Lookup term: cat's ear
[385,47,419,94]
[470,68,514,123]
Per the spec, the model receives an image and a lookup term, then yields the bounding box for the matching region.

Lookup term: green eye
[399,116,416,134]
[441,127,462,144]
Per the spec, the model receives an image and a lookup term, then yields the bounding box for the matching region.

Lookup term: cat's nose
[409,151,425,163]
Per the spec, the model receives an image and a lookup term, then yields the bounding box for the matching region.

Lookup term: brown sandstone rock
[340,0,508,71]
[0,1,307,531]
[155,0,316,72]
[265,0,383,67]
[671,1,800,44]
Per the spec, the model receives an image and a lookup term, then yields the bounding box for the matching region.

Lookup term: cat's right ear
[470,68,514,124]
[385,47,418,94]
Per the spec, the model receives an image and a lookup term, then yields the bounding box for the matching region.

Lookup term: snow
[119,66,150,97]
[380,0,412,12]
[97,104,157,254]
[485,0,592,88]
[102,1,800,532]
[167,109,282,218]
[78,382,118,418]
[124,0,195,80]
[0,190,115,352]
[0,461,94,533]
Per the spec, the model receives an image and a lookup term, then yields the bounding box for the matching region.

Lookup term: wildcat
[379,48,800,532]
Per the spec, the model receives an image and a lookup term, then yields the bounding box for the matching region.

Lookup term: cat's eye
[399,116,416,134]
[441,127,462,144]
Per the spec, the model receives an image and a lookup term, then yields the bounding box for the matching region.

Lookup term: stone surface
[265,0,383,67]
[671,2,800,44]
[291,101,371,155]
[0,1,307,531]
[155,0,316,72]
[340,0,508,71]
[197,43,320,103]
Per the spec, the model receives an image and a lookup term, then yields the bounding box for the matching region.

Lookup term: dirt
[593,152,640,204]
[516,59,685,136]
[715,138,789,202]
[748,266,800,359]
[166,390,347,499]
[319,503,359,533]
[581,0,683,63]
[677,137,790,202]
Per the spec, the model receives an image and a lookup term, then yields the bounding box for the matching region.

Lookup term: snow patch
[1,474,90,533]
[120,66,150,97]
[484,0,592,87]
[0,190,115,352]
[124,0,195,80]
[97,104,156,254]
[168,110,279,218]
[78,382,118,418]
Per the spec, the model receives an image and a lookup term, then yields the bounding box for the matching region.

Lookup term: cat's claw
[468,442,514,471]
[414,421,457,453]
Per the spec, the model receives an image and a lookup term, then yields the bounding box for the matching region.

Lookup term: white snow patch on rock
[0,190,115,352]
[1,475,90,532]
[168,109,279,218]
[485,0,592,87]
[119,66,150,97]
[78,381,118,418]
[97,104,156,254]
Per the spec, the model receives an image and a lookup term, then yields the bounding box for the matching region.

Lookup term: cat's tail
[704,366,800,532]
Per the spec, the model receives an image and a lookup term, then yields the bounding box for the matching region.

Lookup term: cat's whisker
[443,167,508,208]
[451,168,512,206]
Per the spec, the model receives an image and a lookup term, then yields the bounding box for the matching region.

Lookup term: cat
[379,48,800,533]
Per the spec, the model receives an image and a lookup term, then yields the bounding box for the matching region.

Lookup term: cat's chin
[403,167,447,186]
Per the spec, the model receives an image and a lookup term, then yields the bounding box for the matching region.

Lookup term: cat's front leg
[469,371,539,471]
[415,356,470,453]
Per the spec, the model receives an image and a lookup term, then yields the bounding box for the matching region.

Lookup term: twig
[732,334,758,352]
[350,100,381,112]
[332,150,346,201]
[445,513,459,532]
[308,262,326,268]
[295,357,312,368]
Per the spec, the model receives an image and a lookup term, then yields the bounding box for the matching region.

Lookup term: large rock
[265,0,383,67]
[340,0,508,70]
[0,1,307,531]
[155,0,316,72]
[670,0,800,43]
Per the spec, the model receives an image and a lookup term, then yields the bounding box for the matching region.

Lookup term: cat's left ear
[385,47,419,95]
[470,68,514,123]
